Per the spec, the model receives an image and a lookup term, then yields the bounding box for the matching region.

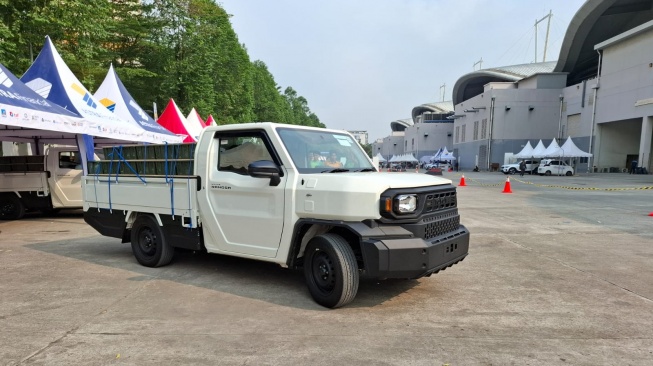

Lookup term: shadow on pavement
[25,236,418,310]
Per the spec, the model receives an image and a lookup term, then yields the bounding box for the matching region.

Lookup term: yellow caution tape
[458,175,653,191]
[511,177,653,191]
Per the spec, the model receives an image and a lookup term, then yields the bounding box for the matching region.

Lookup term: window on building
[455,126,460,143]
[473,121,479,140]
[481,119,487,139]
[461,124,466,142]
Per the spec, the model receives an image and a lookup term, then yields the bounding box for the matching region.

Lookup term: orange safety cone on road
[648,212,653,217]
[502,177,513,193]
[459,174,466,186]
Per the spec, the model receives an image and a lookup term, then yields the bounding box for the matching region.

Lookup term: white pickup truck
[0,146,85,219]
[82,123,469,308]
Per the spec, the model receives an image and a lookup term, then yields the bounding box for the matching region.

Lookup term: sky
[218,0,587,142]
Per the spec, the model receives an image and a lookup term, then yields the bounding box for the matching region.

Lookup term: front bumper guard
[360,226,470,279]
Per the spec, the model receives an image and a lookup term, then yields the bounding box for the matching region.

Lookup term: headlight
[395,194,417,214]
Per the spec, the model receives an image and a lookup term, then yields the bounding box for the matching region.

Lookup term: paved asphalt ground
[1,171,652,365]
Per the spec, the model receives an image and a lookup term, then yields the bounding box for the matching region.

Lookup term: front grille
[424,214,460,240]
[423,191,457,212]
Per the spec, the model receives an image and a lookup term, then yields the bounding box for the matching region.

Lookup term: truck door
[199,130,287,258]
[48,150,83,208]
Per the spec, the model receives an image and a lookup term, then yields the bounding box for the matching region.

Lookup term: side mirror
[248,160,281,186]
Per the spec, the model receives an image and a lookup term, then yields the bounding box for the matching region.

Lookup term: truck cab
[0,146,85,219]
[82,123,470,308]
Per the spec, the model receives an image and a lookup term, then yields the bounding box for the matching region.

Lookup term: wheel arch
[124,211,163,229]
[120,211,163,243]
[286,219,363,269]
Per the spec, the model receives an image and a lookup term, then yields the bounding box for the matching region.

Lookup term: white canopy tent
[531,140,547,158]
[374,153,386,162]
[440,152,457,161]
[514,141,535,158]
[559,136,593,157]
[539,138,564,158]
[389,153,418,163]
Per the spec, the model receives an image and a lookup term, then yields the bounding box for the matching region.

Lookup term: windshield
[276,127,376,173]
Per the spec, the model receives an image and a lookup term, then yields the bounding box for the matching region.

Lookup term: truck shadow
[25,235,419,310]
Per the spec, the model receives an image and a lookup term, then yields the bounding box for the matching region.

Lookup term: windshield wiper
[321,168,350,173]
[354,168,376,172]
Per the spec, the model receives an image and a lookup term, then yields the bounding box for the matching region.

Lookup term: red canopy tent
[157,99,199,143]
[205,114,216,126]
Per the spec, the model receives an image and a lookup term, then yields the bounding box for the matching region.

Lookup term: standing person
[519,160,526,177]
[630,159,638,174]
[455,161,459,172]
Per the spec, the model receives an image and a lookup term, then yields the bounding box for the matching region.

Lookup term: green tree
[0,0,322,128]
[361,143,373,158]
[283,87,324,127]
[144,0,254,123]
[30,0,112,87]
[251,60,290,123]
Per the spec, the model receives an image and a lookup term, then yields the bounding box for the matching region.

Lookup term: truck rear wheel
[0,194,25,220]
[130,215,174,267]
[303,233,358,308]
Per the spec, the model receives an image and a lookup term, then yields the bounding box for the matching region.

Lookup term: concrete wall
[596,27,653,122]
[403,122,453,161]
[379,24,653,174]
[453,87,563,170]
[372,134,405,160]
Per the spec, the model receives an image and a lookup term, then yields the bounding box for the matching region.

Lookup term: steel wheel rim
[138,228,158,257]
[311,251,336,294]
[0,202,15,216]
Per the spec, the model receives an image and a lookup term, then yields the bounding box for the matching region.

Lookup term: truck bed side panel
[0,172,49,194]
[83,176,199,225]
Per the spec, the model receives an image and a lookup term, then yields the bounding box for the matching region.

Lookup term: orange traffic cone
[502,177,513,193]
[648,212,653,217]
[459,174,466,186]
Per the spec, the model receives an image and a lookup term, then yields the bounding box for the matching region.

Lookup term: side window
[59,151,81,169]
[217,133,274,175]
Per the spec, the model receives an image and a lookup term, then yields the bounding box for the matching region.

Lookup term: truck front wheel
[303,233,359,308]
[0,194,25,220]
[130,215,174,267]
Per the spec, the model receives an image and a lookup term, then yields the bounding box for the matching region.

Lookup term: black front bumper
[360,225,469,279]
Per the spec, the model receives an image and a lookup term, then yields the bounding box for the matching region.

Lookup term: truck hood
[294,172,453,221]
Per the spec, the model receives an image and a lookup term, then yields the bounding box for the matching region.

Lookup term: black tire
[508,168,516,174]
[545,170,552,176]
[0,194,25,220]
[303,233,359,308]
[566,171,573,176]
[130,215,174,267]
